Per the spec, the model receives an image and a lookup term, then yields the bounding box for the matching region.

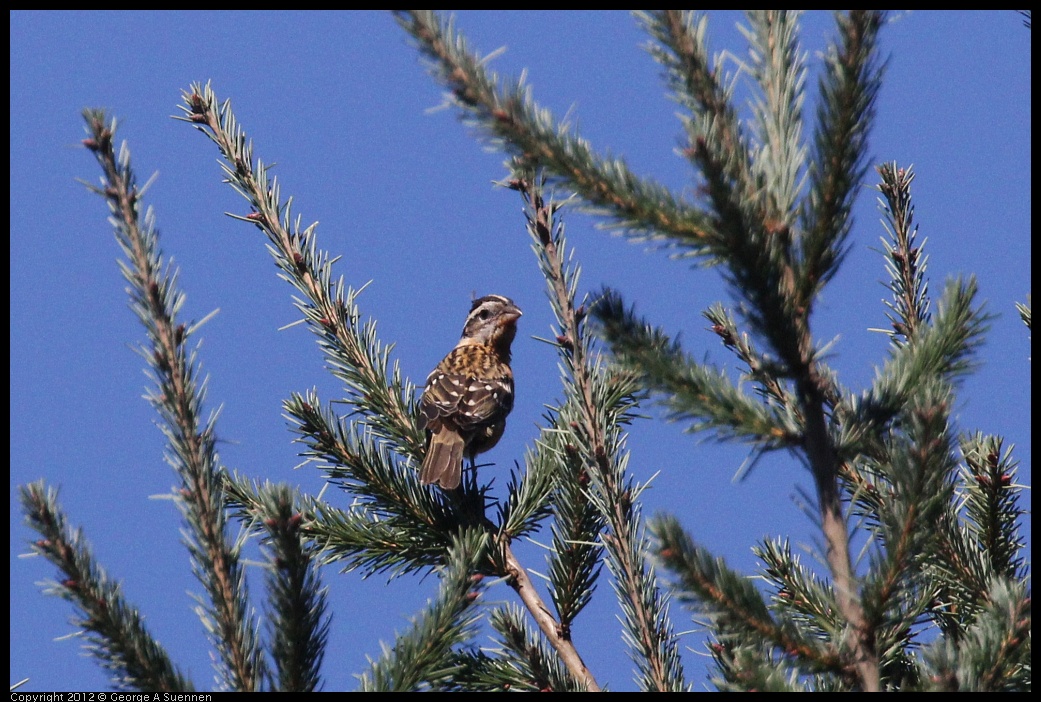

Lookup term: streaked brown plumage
[419,295,521,489]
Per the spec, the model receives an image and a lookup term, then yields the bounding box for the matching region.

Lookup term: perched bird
[419,294,522,489]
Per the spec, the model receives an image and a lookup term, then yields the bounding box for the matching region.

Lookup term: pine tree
[20,11,1028,692]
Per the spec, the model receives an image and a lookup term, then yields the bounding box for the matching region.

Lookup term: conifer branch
[495,445,557,541]
[876,163,929,341]
[848,277,988,443]
[801,371,878,690]
[511,176,685,691]
[957,435,1027,581]
[401,10,891,688]
[497,539,600,691]
[754,538,846,648]
[704,304,794,408]
[20,481,195,692]
[177,85,482,581]
[653,516,844,689]
[283,390,480,576]
[489,604,587,691]
[174,83,425,463]
[919,578,1031,691]
[434,603,587,691]
[857,385,960,686]
[220,478,330,692]
[543,427,604,631]
[510,175,605,634]
[640,10,805,370]
[357,531,488,691]
[801,10,885,305]
[80,109,265,690]
[395,10,716,252]
[833,165,987,461]
[1015,297,1030,330]
[620,13,885,689]
[641,10,756,206]
[29,10,1023,694]
[921,433,1028,649]
[741,11,809,222]
[177,83,607,689]
[595,291,802,450]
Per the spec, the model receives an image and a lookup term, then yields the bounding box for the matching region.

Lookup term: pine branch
[1015,296,1030,330]
[640,10,756,206]
[928,429,1024,637]
[842,166,1010,688]
[395,10,716,252]
[494,443,558,542]
[32,11,1025,693]
[755,538,846,644]
[394,13,894,685]
[490,604,588,691]
[834,166,989,460]
[710,642,810,692]
[653,516,845,688]
[846,277,989,446]
[957,435,1027,581]
[19,481,195,692]
[925,434,1029,643]
[544,425,604,632]
[441,604,587,691]
[178,81,611,690]
[357,531,488,691]
[801,378,878,690]
[286,392,448,525]
[876,163,930,341]
[509,176,605,633]
[859,384,961,686]
[177,86,505,587]
[594,290,802,450]
[919,578,1031,692]
[174,83,425,464]
[496,541,601,691]
[80,109,265,691]
[511,176,686,691]
[744,22,886,684]
[220,477,330,691]
[704,302,800,412]
[642,10,807,370]
[636,28,884,673]
[741,11,809,222]
[397,11,886,689]
[283,391,483,576]
[800,10,885,305]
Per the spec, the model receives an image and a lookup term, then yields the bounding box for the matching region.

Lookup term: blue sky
[10,11,1030,692]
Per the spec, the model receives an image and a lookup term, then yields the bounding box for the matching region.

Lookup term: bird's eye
[478,309,491,320]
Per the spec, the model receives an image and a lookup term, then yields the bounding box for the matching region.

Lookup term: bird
[419,294,522,489]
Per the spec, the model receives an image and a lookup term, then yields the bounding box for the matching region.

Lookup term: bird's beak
[499,305,522,326]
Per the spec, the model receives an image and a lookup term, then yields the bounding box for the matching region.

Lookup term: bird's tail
[420,429,465,489]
